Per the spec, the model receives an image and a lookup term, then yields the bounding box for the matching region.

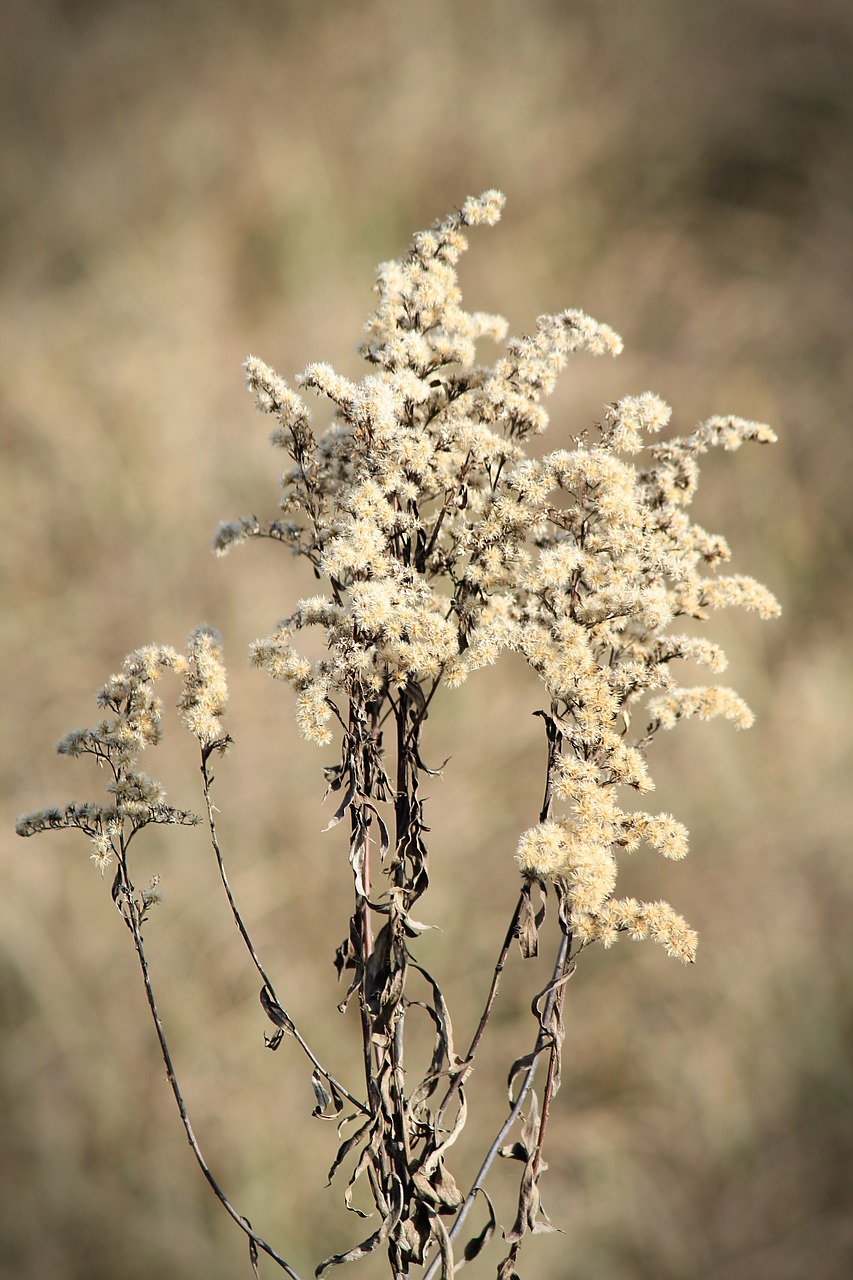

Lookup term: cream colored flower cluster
[177,626,229,745]
[219,192,779,960]
[17,629,228,869]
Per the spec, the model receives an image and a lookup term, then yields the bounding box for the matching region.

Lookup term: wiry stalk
[199,741,366,1114]
[115,838,303,1280]
[423,931,572,1280]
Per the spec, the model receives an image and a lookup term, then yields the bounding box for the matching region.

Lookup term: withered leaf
[363,922,407,1019]
[323,763,343,792]
[407,677,427,717]
[516,882,546,959]
[458,1188,497,1267]
[505,1157,558,1245]
[411,1158,463,1210]
[323,774,357,831]
[410,960,456,1071]
[397,1213,431,1266]
[363,800,390,860]
[259,985,294,1034]
[506,1045,547,1104]
[311,1069,332,1117]
[400,914,434,936]
[343,1142,375,1219]
[430,1215,455,1280]
[326,1116,372,1186]
[499,1141,529,1163]
[334,914,360,980]
[518,1091,541,1160]
[315,1175,404,1276]
[111,866,124,909]
[497,1255,521,1280]
[405,1003,449,1111]
[349,818,369,899]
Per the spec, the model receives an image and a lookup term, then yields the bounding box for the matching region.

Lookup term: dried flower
[177,625,229,746]
[222,191,778,965]
[16,632,221,856]
[17,192,780,1280]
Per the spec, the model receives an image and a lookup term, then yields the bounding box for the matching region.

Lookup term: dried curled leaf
[315,1174,404,1277]
[516,880,546,958]
[310,1071,344,1120]
[458,1188,497,1268]
[259,985,295,1034]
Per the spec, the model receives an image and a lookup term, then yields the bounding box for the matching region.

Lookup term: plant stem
[117,844,302,1279]
[200,748,366,1113]
[423,931,571,1280]
[435,890,525,1130]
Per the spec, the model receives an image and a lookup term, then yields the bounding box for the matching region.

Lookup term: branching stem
[424,931,571,1280]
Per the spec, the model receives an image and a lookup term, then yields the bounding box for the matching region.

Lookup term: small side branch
[436,890,525,1129]
[200,746,367,1115]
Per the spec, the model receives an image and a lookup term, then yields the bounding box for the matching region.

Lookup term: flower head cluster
[17,630,229,868]
[177,625,229,746]
[217,192,779,961]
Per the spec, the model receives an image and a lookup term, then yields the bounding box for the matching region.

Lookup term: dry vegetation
[2,1,853,1278]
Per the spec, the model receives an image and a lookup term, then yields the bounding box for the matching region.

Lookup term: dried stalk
[18,192,779,1278]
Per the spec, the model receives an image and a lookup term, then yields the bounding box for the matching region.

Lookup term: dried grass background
[2,1,852,1277]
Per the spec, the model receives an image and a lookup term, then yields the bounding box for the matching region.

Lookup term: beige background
[2,1,851,1277]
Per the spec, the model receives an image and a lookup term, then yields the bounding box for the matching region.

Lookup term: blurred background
[2,1,852,1276]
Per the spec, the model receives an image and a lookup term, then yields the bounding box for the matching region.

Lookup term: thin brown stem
[423,932,571,1280]
[116,845,302,1279]
[436,890,525,1128]
[200,747,366,1114]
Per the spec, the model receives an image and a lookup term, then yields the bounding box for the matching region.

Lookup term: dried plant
[18,192,780,1279]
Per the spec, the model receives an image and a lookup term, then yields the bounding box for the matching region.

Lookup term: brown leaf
[516,882,546,959]
[322,772,356,830]
[458,1188,496,1267]
[259,985,294,1034]
[326,1116,372,1185]
[311,1070,332,1117]
[506,1045,547,1104]
[315,1174,404,1276]
[412,1158,463,1210]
